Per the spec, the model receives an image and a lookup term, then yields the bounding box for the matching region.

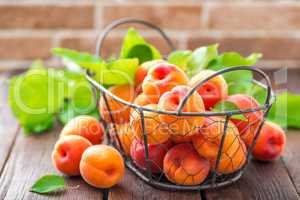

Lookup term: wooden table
[0,73,299,200]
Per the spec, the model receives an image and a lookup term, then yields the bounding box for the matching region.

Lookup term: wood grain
[0,73,19,174]
[108,168,201,200]
[0,126,103,200]
[282,131,300,195]
[204,159,299,200]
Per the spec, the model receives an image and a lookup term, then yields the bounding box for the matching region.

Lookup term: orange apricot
[189,70,228,110]
[193,117,247,174]
[130,104,170,144]
[80,145,125,188]
[158,85,205,135]
[252,121,286,161]
[163,143,210,185]
[60,115,104,145]
[142,63,188,102]
[99,84,135,124]
[227,94,263,146]
[52,135,92,176]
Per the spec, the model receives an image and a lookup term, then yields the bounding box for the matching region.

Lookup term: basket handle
[95,18,176,58]
[177,66,274,115]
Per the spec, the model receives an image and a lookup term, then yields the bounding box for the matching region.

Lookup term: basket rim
[85,65,275,117]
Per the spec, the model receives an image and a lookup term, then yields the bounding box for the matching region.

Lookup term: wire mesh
[85,18,274,191]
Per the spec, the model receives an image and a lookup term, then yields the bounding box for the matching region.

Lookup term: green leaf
[213,101,247,121]
[96,58,139,85]
[187,44,219,77]
[168,50,192,71]
[268,92,300,129]
[120,28,161,63]
[208,52,262,95]
[52,48,101,65]
[30,175,65,194]
[9,63,65,134]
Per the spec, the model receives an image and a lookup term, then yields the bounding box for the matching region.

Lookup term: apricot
[134,93,158,106]
[114,123,134,156]
[142,63,188,102]
[60,115,104,145]
[252,121,286,161]
[52,135,92,176]
[80,145,125,188]
[163,143,210,185]
[189,70,228,110]
[99,84,135,124]
[227,94,263,146]
[171,134,194,144]
[193,117,247,174]
[135,60,166,89]
[158,85,205,135]
[130,139,173,173]
[131,104,170,144]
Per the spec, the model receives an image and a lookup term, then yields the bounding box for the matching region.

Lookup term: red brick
[102,4,203,30]
[0,5,94,29]
[187,36,300,60]
[59,35,179,58]
[208,3,300,30]
[0,37,51,59]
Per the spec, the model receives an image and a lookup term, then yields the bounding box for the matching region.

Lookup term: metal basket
[85,18,274,191]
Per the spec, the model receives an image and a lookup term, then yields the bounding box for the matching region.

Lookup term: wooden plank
[204,159,299,200]
[282,131,300,195]
[0,126,103,200]
[109,168,201,200]
[0,73,19,174]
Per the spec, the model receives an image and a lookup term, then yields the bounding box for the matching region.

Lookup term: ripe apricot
[99,84,135,124]
[193,117,247,174]
[52,135,92,176]
[131,104,170,144]
[189,70,228,110]
[130,139,173,173]
[135,60,166,88]
[171,134,194,144]
[114,123,134,156]
[80,145,125,188]
[252,121,286,161]
[163,143,210,185]
[227,94,263,146]
[142,63,188,102]
[158,85,205,135]
[60,115,104,145]
[134,93,158,106]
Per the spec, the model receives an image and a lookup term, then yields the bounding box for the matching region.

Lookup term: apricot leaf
[268,92,300,129]
[213,101,247,121]
[187,44,219,77]
[30,175,65,194]
[120,28,161,63]
[168,50,192,71]
[208,52,262,95]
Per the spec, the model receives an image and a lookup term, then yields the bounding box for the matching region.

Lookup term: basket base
[125,159,243,191]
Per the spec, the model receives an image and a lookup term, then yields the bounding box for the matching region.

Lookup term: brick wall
[0,1,300,72]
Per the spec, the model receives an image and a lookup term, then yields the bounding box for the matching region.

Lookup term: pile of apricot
[99,60,286,186]
[52,116,125,188]
[52,60,286,188]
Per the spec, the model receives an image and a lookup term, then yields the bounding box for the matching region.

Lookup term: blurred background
[0,0,299,91]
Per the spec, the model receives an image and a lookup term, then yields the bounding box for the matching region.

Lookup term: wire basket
[85,18,274,191]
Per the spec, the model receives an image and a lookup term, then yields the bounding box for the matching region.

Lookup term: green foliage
[9,61,98,134]
[120,28,161,63]
[187,44,219,77]
[268,92,300,129]
[168,50,192,71]
[30,175,65,194]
